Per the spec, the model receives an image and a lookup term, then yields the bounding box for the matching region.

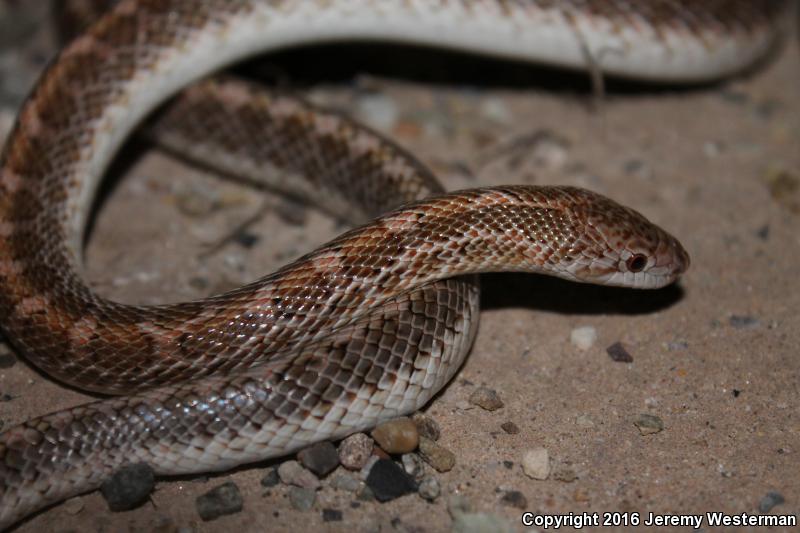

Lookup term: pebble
[100,463,155,512]
[758,491,785,513]
[401,453,426,481]
[480,98,512,124]
[330,473,362,492]
[552,466,579,483]
[338,433,374,470]
[195,482,244,521]
[729,315,760,329]
[297,441,339,477]
[231,230,259,249]
[703,141,724,158]
[499,490,527,509]
[763,168,800,214]
[260,467,280,488]
[468,387,504,411]
[521,448,550,480]
[356,93,399,132]
[606,342,634,363]
[277,460,321,490]
[63,498,85,516]
[364,459,417,502]
[455,399,476,411]
[412,413,441,441]
[322,508,343,522]
[634,414,664,435]
[371,417,419,454]
[0,347,16,368]
[418,437,456,472]
[500,421,520,434]
[666,340,689,351]
[529,131,570,171]
[288,486,316,511]
[570,326,597,351]
[417,477,441,501]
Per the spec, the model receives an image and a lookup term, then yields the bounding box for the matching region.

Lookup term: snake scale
[0,0,790,528]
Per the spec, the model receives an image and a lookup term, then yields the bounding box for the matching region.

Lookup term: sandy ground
[0,5,799,533]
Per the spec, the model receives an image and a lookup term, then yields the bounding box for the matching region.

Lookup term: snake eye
[626,254,647,272]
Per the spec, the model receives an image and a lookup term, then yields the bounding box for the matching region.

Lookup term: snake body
[0,0,788,527]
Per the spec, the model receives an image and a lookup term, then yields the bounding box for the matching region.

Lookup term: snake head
[562,188,690,289]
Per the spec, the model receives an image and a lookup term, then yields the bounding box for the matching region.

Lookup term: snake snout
[643,231,690,288]
[671,240,691,275]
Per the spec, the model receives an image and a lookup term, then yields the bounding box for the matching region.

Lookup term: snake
[0,0,789,528]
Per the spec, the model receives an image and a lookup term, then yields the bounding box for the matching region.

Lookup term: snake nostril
[680,248,691,272]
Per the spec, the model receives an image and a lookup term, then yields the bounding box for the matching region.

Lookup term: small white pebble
[63,498,84,515]
[644,397,659,407]
[570,326,597,351]
[356,93,398,132]
[480,98,512,123]
[521,447,550,480]
[703,141,724,158]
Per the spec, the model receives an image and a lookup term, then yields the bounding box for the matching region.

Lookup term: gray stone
[607,342,634,363]
[322,508,343,522]
[499,490,527,509]
[468,387,504,411]
[330,473,362,492]
[260,467,279,488]
[100,463,155,512]
[758,491,785,513]
[278,460,321,490]
[288,486,316,511]
[195,481,243,521]
[364,459,417,502]
[297,441,339,477]
[634,414,664,435]
[417,477,441,501]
